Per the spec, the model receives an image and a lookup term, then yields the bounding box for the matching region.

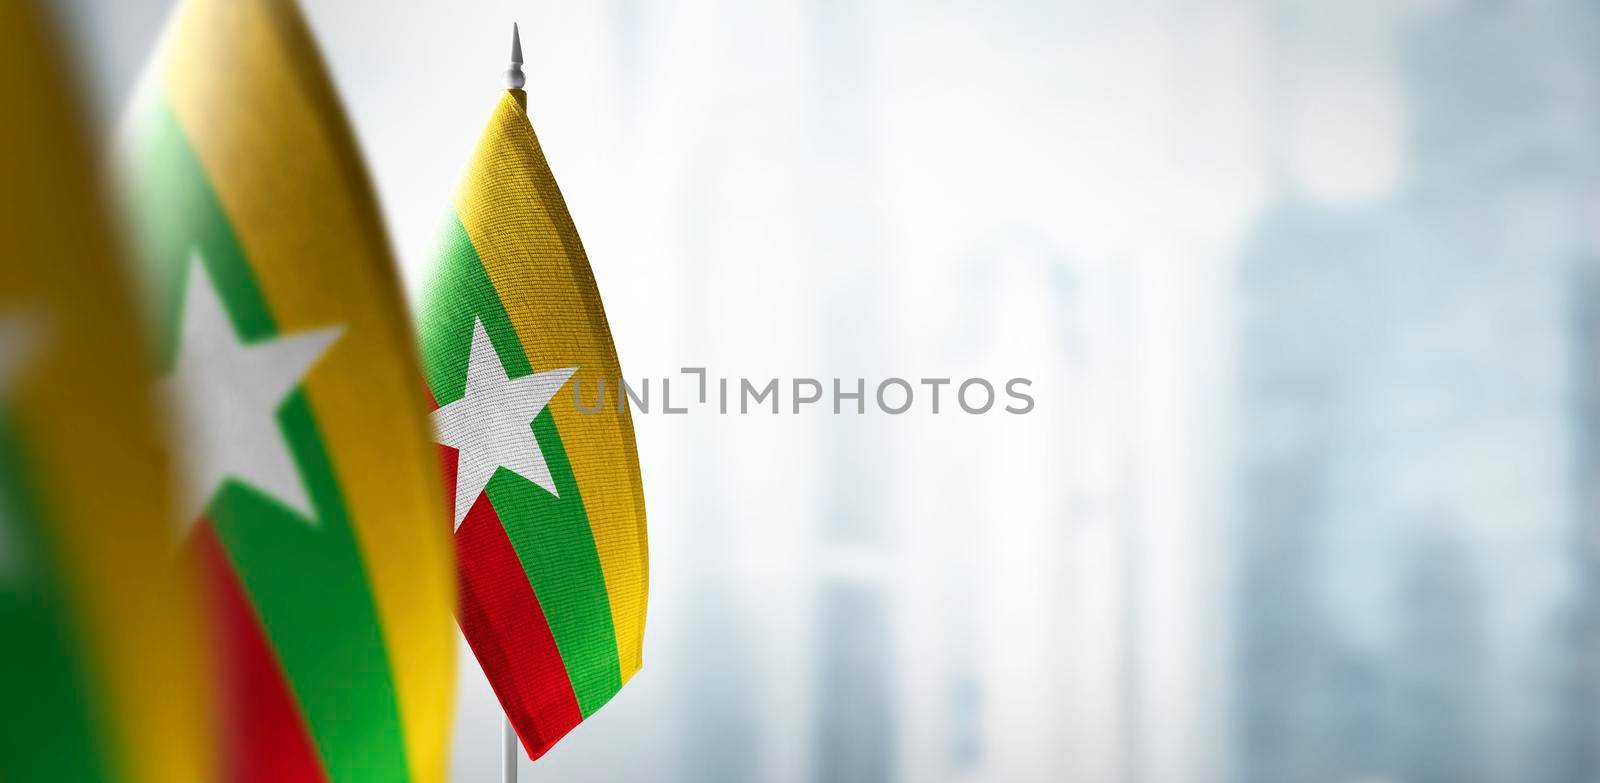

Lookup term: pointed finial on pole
[505,23,526,90]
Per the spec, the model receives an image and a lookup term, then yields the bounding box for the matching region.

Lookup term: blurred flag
[418,63,650,759]
[0,2,214,781]
[117,0,454,781]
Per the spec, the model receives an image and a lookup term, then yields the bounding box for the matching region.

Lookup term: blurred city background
[50,0,1600,780]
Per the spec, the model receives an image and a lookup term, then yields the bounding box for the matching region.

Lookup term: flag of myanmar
[120,1,455,781]
[420,84,649,760]
[1,4,213,781]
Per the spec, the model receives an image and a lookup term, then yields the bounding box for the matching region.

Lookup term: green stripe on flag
[127,96,411,783]
[126,99,276,364]
[209,392,410,783]
[0,416,111,782]
[485,410,623,717]
[420,216,531,404]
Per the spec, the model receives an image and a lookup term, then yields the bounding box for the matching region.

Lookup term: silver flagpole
[502,714,519,783]
[506,23,526,91]
[499,26,526,783]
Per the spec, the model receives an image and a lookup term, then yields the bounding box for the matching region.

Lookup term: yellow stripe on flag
[0,3,214,781]
[154,1,455,777]
[455,92,650,681]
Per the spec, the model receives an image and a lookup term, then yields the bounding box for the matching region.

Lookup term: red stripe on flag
[456,493,584,759]
[430,378,461,535]
[194,522,329,783]
[438,442,460,535]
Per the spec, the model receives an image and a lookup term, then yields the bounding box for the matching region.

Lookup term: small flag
[419,57,650,760]
[119,1,455,781]
[0,3,214,781]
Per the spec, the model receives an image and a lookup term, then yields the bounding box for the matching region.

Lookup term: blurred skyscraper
[1562,261,1600,782]
[1233,1,1600,782]
[804,2,897,782]
[1399,518,1488,783]
[1234,198,1394,783]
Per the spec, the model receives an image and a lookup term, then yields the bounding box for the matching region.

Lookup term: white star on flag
[432,317,577,529]
[161,252,342,531]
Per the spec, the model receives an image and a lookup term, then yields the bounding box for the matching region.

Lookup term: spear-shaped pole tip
[506,23,526,90]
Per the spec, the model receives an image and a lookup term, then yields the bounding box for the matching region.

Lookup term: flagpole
[506,23,526,91]
[499,24,526,783]
[502,714,519,783]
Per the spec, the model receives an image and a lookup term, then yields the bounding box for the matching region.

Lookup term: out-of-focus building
[1398,518,1488,783]
[1562,261,1600,782]
[1233,199,1396,783]
[804,2,897,782]
[1232,1,1600,781]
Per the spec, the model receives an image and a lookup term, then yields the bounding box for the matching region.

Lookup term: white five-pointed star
[161,252,342,531]
[432,318,577,529]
